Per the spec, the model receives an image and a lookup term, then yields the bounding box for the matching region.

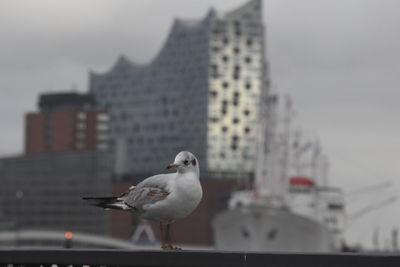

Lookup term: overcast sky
[1,0,399,248]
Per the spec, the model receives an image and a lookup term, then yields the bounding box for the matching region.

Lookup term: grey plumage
[82,173,173,213]
[124,174,172,213]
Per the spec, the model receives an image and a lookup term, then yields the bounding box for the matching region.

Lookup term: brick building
[25,92,109,154]
[0,92,113,236]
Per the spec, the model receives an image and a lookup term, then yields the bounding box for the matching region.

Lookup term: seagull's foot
[162,244,182,250]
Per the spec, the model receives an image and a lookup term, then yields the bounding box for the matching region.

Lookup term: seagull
[83,151,202,250]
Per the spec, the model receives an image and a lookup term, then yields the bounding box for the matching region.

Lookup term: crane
[345,181,392,200]
[347,196,397,223]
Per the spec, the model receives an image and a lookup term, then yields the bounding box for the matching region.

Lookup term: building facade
[90,0,268,178]
[0,151,111,235]
[25,92,110,154]
[0,91,113,235]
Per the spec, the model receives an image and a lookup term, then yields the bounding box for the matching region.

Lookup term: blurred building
[0,151,111,235]
[25,92,109,154]
[90,0,268,179]
[0,91,112,235]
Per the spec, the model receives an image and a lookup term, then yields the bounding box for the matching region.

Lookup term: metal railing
[1,249,400,267]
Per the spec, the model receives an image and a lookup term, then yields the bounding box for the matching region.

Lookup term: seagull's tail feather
[82,196,131,211]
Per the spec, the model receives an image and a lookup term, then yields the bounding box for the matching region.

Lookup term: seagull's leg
[159,222,167,249]
[164,223,171,249]
[166,223,181,250]
[165,223,171,248]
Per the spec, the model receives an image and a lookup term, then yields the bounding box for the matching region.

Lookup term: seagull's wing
[124,173,174,213]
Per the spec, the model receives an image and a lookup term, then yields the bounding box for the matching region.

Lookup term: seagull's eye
[183,160,189,165]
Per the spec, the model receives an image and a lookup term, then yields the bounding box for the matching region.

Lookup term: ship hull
[212,206,335,252]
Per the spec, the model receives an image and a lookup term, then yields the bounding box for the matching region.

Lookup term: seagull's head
[167,151,200,177]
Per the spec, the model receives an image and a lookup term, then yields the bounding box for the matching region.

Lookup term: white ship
[212,95,346,252]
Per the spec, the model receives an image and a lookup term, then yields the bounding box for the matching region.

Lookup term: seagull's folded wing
[124,174,173,213]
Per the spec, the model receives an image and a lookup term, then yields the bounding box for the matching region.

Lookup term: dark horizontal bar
[0,249,400,267]
[0,249,243,267]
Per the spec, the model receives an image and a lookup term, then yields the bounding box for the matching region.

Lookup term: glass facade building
[90,0,269,178]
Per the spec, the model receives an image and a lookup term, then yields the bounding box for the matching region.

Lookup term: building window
[97,123,109,131]
[133,124,140,132]
[77,112,86,120]
[210,117,219,123]
[222,55,229,63]
[210,90,218,97]
[223,37,229,45]
[221,126,228,133]
[129,138,134,145]
[76,132,85,140]
[245,57,252,64]
[243,109,250,116]
[244,127,251,134]
[233,118,240,124]
[221,100,228,115]
[172,109,179,116]
[97,143,109,151]
[231,135,239,150]
[210,64,218,78]
[76,141,85,150]
[76,122,86,130]
[222,82,229,89]
[97,133,109,140]
[246,38,253,46]
[234,47,240,54]
[245,82,252,90]
[161,96,168,105]
[120,112,129,121]
[233,92,240,106]
[97,113,109,122]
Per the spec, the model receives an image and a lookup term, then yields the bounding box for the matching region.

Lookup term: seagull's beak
[166,163,179,169]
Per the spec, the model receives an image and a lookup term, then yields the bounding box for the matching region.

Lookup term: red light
[64,231,73,240]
